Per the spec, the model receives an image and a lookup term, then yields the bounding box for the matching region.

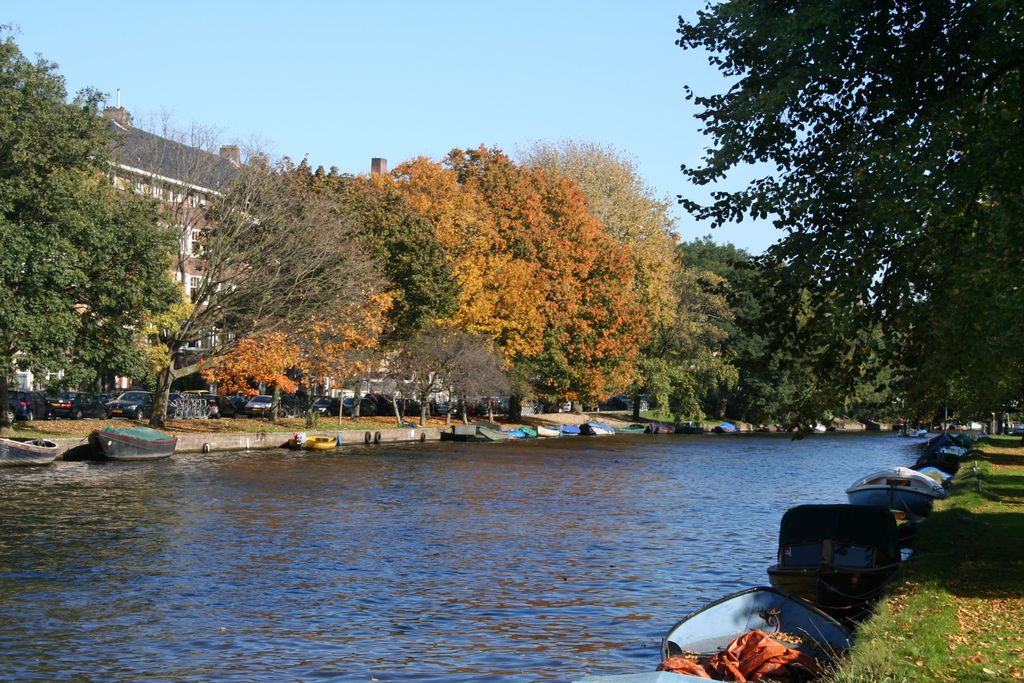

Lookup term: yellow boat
[287,434,338,450]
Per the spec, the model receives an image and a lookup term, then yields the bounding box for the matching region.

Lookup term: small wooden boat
[645,422,675,434]
[580,421,615,435]
[663,586,850,663]
[575,588,850,683]
[845,466,947,517]
[0,437,59,466]
[676,421,705,434]
[536,425,561,438]
[89,426,177,461]
[767,504,901,621]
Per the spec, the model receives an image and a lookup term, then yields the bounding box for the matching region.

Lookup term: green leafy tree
[0,30,177,432]
[678,2,1024,421]
[146,160,382,426]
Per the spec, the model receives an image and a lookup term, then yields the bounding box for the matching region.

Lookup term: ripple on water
[0,433,920,681]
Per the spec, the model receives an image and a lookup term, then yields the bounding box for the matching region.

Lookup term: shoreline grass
[827,434,1024,682]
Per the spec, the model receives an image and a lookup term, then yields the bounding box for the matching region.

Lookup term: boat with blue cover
[580,421,615,435]
[560,424,581,436]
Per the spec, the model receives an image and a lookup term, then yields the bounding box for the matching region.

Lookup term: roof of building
[107,118,241,193]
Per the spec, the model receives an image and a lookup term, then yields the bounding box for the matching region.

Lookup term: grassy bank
[828,435,1024,682]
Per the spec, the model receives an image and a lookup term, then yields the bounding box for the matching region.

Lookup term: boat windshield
[832,543,876,569]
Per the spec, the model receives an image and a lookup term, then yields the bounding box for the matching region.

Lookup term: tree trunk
[631,393,642,420]
[509,394,522,420]
[149,365,176,428]
[352,381,362,420]
[0,372,11,435]
[269,385,280,423]
[391,394,401,426]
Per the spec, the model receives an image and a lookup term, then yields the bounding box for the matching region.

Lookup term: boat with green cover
[476,425,509,441]
[616,424,648,434]
[89,425,177,461]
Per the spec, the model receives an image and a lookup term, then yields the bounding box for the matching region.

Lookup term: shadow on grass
[909,504,1024,599]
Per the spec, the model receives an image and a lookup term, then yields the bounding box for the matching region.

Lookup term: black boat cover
[777,504,900,566]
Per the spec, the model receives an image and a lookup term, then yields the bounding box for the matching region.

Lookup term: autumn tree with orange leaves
[386,147,646,408]
[200,331,298,420]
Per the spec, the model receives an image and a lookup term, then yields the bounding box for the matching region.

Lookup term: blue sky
[7,2,778,254]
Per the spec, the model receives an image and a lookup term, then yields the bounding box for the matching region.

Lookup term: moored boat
[0,437,59,466]
[845,466,947,517]
[89,425,177,461]
[645,422,675,434]
[560,424,581,436]
[676,421,705,434]
[519,426,538,438]
[575,587,850,682]
[713,422,737,433]
[662,586,850,663]
[616,423,648,434]
[476,424,509,441]
[766,504,901,621]
[287,433,338,450]
[536,425,561,438]
[440,424,480,441]
[580,421,615,435]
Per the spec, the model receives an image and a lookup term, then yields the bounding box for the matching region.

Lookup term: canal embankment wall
[52,426,443,458]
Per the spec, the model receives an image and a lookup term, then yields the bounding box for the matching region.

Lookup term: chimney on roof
[249,153,269,170]
[219,145,241,167]
[371,157,388,175]
[103,106,131,127]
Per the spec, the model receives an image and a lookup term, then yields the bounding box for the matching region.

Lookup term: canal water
[0,432,921,681]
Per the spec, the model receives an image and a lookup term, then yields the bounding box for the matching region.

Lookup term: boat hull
[0,438,59,466]
[89,430,176,461]
[288,435,337,450]
[536,425,560,437]
[846,485,938,517]
[663,586,850,659]
[580,422,615,435]
[767,564,898,620]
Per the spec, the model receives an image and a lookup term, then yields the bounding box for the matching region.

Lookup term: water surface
[0,432,920,681]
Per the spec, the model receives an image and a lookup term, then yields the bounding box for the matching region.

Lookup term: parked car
[106,390,154,420]
[49,391,108,420]
[344,395,380,417]
[311,396,341,417]
[218,394,248,418]
[242,395,274,418]
[6,390,51,421]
